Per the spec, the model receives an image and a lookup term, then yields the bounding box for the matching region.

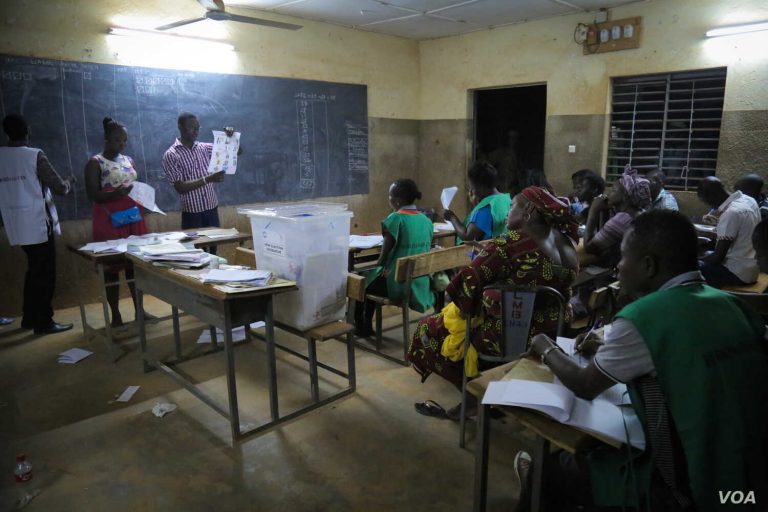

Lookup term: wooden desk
[128,252,299,443]
[347,228,456,271]
[68,231,251,360]
[468,361,605,512]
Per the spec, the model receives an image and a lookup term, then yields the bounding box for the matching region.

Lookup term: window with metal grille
[606,67,727,191]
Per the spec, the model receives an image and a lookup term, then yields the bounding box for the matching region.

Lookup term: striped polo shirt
[162,138,217,213]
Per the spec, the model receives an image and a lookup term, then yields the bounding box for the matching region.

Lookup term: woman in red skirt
[84,117,148,327]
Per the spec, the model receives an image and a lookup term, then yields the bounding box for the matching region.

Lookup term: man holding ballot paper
[162,112,241,231]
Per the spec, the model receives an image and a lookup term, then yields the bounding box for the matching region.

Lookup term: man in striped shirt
[162,112,236,232]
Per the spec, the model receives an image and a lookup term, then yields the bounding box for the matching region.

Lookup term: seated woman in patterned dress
[409,186,579,419]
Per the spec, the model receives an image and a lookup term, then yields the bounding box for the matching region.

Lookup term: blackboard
[0,54,369,221]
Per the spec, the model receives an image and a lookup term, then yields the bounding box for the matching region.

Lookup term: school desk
[128,252,298,443]
[468,360,618,512]
[67,230,251,360]
[348,227,456,271]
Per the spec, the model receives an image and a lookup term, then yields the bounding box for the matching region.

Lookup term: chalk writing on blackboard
[346,122,368,174]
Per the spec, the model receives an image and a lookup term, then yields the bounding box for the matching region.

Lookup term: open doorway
[474,84,547,194]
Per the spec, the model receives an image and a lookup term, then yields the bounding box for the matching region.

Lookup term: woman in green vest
[444,161,511,242]
[354,179,435,337]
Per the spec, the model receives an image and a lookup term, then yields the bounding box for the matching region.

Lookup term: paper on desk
[433,222,454,232]
[207,130,240,175]
[349,235,384,249]
[129,181,166,215]
[441,186,458,209]
[139,242,190,255]
[195,228,239,238]
[196,322,265,344]
[115,385,140,402]
[203,269,271,283]
[58,347,93,364]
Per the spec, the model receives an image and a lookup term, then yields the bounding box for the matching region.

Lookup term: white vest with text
[0,146,53,246]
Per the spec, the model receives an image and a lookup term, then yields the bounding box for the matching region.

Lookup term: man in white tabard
[0,114,75,334]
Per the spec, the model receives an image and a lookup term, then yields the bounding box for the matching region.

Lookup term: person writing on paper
[354,179,435,338]
[409,187,578,420]
[518,210,768,511]
[0,114,75,334]
[84,117,150,327]
[162,112,238,232]
[443,161,511,242]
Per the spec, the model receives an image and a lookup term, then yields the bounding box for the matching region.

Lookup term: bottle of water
[13,453,34,507]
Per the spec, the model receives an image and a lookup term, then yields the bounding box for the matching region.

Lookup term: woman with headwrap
[583,165,651,266]
[409,186,579,419]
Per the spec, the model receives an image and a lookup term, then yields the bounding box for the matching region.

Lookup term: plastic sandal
[414,400,448,419]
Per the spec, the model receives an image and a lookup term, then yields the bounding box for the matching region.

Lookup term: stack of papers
[349,235,384,249]
[79,232,192,254]
[202,269,273,287]
[58,348,93,364]
[140,243,210,268]
[196,228,239,239]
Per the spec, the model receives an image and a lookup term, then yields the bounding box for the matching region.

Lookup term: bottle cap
[16,453,25,462]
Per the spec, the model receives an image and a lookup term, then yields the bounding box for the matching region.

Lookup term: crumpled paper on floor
[151,402,177,418]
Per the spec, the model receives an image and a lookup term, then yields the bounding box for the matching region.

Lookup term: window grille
[607,67,727,190]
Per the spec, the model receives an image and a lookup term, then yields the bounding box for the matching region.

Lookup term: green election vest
[591,282,768,510]
[460,192,511,243]
[364,210,435,313]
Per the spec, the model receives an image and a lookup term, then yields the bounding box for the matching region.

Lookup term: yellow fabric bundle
[439,302,483,377]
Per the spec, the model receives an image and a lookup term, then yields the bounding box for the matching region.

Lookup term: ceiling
[227,0,643,40]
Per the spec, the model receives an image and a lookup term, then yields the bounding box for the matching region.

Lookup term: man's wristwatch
[541,344,563,365]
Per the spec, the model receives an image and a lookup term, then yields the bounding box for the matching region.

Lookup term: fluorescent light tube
[108,27,234,51]
[705,21,768,38]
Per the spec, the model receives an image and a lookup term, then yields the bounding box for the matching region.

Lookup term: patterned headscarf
[620,164,652,210]
[521,186,580,243]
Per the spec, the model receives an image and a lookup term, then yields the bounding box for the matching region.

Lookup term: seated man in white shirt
[696,176,760,287]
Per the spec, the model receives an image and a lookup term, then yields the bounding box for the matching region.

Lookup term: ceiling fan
[156,0,302,31]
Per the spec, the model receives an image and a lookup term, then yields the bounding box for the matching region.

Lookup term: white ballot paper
[129,181,166,215]
[441,186,458,209]
[208,130,240,175]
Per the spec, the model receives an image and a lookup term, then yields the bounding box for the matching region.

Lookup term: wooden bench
[233,246,362,401]
[363,244,472,365]
[722,272,768,294]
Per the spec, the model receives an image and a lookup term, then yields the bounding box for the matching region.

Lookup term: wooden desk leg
[346,331,357,390]
[307,338,320,403]
[209,325,219,350]
[97,264,117,361]
[530,437,549,512]
[265,297,279,421]
[137,288,150,373]
[473,403,490,512]
[172,306,182,360]
[222,309,241,442]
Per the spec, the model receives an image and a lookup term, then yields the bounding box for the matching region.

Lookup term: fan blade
[223,13,302,30]
[197,0,225,11]
[156,17,207,30]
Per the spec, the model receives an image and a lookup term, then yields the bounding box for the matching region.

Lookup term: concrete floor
[0,298,531,511]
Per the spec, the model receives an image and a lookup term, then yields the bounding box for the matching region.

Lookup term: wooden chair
[459,284,567,448]
[722,272,768,294]
[236,246,361,401]
[363,244,472,365]
[234,246,256,267]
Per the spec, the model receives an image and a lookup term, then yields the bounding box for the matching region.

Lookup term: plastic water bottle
[13,453,35,507]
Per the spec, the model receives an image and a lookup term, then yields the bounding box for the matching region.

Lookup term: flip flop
[414,400,448,419]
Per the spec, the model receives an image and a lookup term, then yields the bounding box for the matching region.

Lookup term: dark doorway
[474,84,547,194]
